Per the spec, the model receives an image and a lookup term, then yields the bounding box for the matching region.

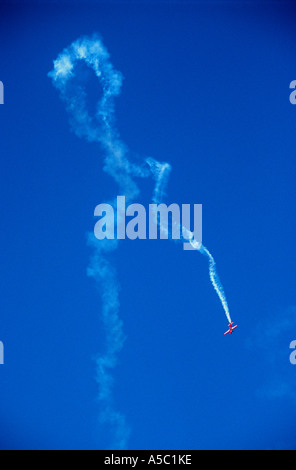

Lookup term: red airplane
[224,322,238,335]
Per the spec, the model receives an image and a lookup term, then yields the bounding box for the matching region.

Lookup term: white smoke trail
[147,157,232,325]
[86,236,130,449]
[48,34,141,449]
[198,245,232,324]
[49,33,231,448]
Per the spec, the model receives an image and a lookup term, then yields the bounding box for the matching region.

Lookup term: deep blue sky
[0,0,296,449]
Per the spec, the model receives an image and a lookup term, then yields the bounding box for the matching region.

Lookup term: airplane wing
[224,329,230,335]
